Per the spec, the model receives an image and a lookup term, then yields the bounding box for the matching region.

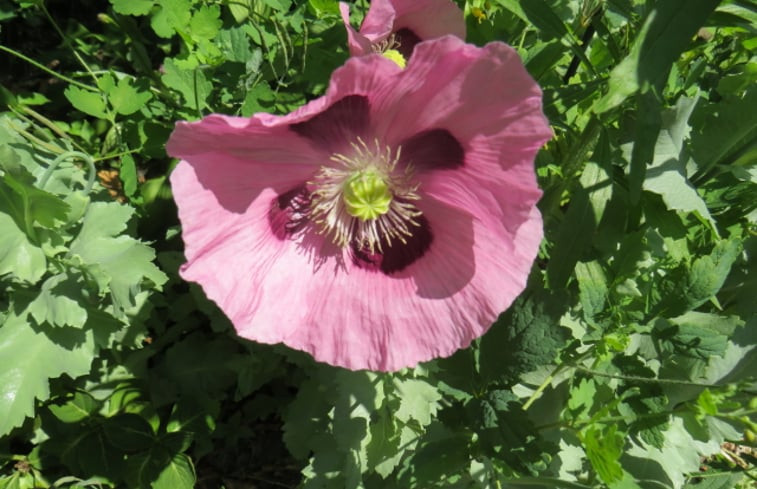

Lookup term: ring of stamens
[308,138,422,254]
[371,34,406,68]
[371,34,401,55]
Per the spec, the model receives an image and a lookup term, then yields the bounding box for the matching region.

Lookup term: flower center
[343,168,392,220]
[371,35,406,68]
[309,138,421,253]
[381,49,406,68]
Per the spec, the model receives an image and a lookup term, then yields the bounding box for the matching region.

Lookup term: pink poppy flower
[340,0,465,61]
[166,36,551,371]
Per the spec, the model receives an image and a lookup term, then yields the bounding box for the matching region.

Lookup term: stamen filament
[308,138,422,253]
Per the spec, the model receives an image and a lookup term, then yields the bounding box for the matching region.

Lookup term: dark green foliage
[1,0,756,488]
[480,288,571,385]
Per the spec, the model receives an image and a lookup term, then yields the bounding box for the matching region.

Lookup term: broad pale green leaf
[150,0,191,38]
[640,96,716,226]
[625,417,718,489]
[393,378,440,427]
[330,370,382,464]
[366,410,402,478]
[0,313,96,436]
[108,78,152,116]
[188,5,222,40]
[583,425,624,484]
[68,202,167,313]
[0,130,90,202]
[584,159,613,224]
[575,260,608,319]
[151,454,195,489]
[161,58,212,111]
[48,391,98,423]
[261,0,291,11]
[216,27,253,63]
[0,170,71,231]
[642,132,714,225]
[663,321,757,408]
[124,445,173,488]
[567,378,597,417]
[0,472,37,489]
[308,0,339,16]
[110,0,154,15]
[682,473,743,489]
[241,81,274,117]
[28,273,88,328]
[0,213,46,283]
[228,0,251,22]
[684,239,740,309]
[64,86,108,119]
[119,154,139,199]
[654,312,743,363]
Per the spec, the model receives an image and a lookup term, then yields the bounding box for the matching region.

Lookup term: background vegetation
[1,0,755,488]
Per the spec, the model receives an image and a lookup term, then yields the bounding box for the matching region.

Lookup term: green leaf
[48,391,98,423]
[216,27,253,63]
[103,413,156,452]
[282,374,333,460]
[480,288,570,384]
[189,4,222,40]
[582,425,624,484]
[241,81,275,117]
[400,432,471,486]
[28,273,88,328]
[0,213,46,283]
[65,427,124,479]
[641,96,716,225]
[654,313,741,361]
[119,154,139,199]
[625,417,715,489]
[261,0,291,11]
[393,378,441,427]
[568,378,597,418]
[682,472,743,489]
[690,86,757,172]
[496,0,569,40]
[68,202,167,314]
[227,0,251,23]
[64,86,108,119]
[684,239,740,310]
[108,77,152,116]
[546,131,608,288]
[472,390,550,474]
[150,0,191,38]
[366,409,402,478]
[575,260,608,320]
[0,313,96,436]
[151,454,195,489]
[161,58,212,111]
[110,0,154,15]
[594,0,721,113]
[308,0,339,16]
[0,169,71,232]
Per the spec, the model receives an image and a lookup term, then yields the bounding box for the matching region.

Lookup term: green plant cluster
[1,0,756,488]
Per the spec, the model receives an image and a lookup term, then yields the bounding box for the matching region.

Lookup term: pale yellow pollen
[308,138,421,253]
